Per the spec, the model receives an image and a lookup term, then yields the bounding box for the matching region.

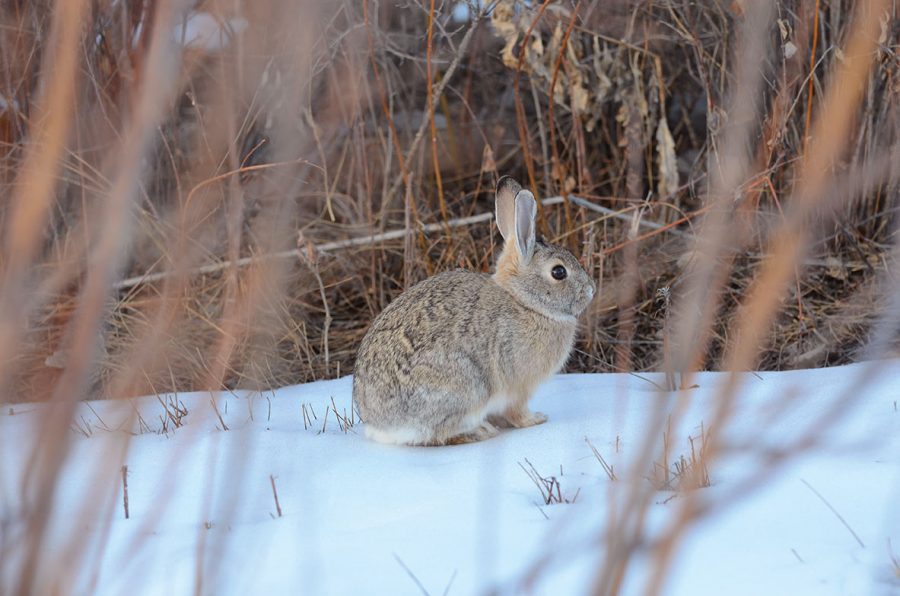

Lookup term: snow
[452,1,492,23]
[2,361,899,594]
[131,11,247,52]
[173,12,247,52]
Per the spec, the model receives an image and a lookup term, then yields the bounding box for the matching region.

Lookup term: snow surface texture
[2,362,899,595]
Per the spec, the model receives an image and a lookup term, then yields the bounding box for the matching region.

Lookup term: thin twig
[800,478,865,548]
[425,0,448,222]
[586,437,617,481]
[121,465,129,520]
[383,7,486,217]
[547,0,582,238]
[441,569,458,596]
[299,240,333,374]
[270,474,283,518]
[802,0,821,153]
[209,395,229,431]
[393,553,431,596]
[114,195,676,290]
[513,0,553,210]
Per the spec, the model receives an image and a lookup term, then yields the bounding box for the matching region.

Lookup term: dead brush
[301,402,318,431]
[649,421,711,493]
[156,394,188,434]
[313,397,359,434]
[269,474,283,519]
[585,437,617,481]
[70,417,93,438]
[1,0,893,402]
[329,396,358,433]
[519,458,580,505]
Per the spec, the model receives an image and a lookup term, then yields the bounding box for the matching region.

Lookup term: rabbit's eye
[551,265,567,280]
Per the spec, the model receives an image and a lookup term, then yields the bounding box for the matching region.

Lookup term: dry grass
[0,0,898,593]
[519,458,581,505]
[1,1,896,403]
[648,421,710,492]
[586,436,618,481]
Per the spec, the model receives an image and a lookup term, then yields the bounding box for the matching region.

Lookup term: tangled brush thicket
[1,0,898,402]
[492,0,680,199]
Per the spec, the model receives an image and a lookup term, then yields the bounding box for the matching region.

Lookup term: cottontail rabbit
[353,177,595,445]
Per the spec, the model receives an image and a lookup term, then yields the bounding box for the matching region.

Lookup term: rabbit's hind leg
[445,420,499,445]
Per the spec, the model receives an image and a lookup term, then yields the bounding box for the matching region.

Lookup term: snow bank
[1,362,898,594]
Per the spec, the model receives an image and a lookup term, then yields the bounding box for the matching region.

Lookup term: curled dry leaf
[656,116,679,198]
[777,18,791,41]
[491,1,524,69]
[491,1,591,117]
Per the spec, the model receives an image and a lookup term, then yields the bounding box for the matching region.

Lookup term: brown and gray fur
[353,177,595,445]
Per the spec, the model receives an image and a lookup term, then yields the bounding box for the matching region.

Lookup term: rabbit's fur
[353,177,595,445]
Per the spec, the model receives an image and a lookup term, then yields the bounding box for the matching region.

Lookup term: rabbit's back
[354,269,506,398]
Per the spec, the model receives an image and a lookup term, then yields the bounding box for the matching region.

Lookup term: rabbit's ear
[495,176,522,242]
[514,190,537,263]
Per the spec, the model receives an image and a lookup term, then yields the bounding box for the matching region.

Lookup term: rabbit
[352,176,596,446]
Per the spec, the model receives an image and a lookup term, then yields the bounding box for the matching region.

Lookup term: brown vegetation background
[0,0,897,403]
